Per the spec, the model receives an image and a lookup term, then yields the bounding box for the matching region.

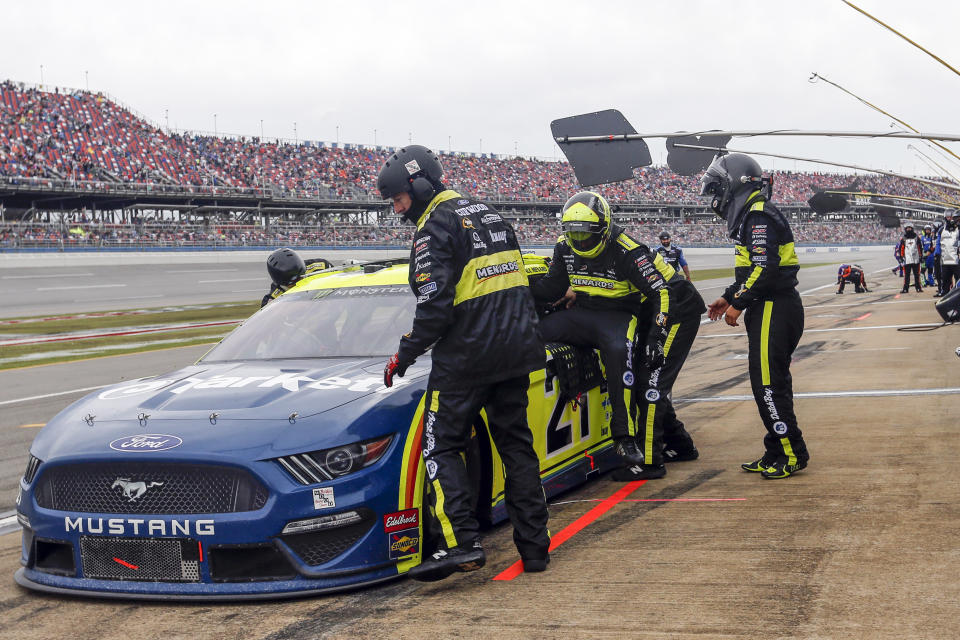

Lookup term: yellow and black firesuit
[531,191,705,479]
[378,145,549,580]
[700,153,809,479]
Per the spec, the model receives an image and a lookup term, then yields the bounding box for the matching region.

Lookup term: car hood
[30,358,428,461]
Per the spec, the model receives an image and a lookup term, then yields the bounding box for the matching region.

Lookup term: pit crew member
[261,248,332,307]
[836,263,868,294]
[378,145,550,581]
[895,224,924,293]
[701,153,810,479]
[531,191,705,480]
[656,231,692,280]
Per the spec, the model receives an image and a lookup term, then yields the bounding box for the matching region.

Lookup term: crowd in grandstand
[0,80,947,206]
[0,217,902,249]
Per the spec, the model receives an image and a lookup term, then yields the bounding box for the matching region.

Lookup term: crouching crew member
[836,263,868,294]
[701,153,810,479]
[378,145,550,581]
[531,191,705,480]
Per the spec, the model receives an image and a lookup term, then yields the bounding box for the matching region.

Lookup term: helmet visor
[562,220,604,253]
[699,173,722,197]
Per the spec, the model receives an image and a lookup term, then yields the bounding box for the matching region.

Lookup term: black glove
[384,352,412,388]
[645,313,670,370]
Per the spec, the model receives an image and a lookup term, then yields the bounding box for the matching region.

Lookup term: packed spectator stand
[0,80,933,249]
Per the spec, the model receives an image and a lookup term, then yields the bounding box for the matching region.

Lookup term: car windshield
[201,286,414,361]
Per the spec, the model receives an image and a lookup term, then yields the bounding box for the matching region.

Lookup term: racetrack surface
[1,254,958,638]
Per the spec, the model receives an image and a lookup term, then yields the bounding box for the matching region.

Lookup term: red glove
[384,352,411,388]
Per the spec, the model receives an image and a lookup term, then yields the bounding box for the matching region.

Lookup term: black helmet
[560,191,613,259]
[377,145,443,222]
[699,153,763,219]
[267,247,306,287]
[659,231,671,242]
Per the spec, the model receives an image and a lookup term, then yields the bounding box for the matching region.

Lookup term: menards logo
[475,261,519,281]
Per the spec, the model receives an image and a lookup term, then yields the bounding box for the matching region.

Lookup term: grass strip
[0,301,260,336]
[0,337,222,371]
[1,325,232,364]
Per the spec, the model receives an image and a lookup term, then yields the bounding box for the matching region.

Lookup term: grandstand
[0,79,940,248]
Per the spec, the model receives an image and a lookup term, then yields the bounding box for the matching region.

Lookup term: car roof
[291,262,409,292]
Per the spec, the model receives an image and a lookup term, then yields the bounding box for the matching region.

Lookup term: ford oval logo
[109,434,183,452]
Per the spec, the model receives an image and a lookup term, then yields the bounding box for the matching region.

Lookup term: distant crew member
[701,153,809,479]
[656,231,692,280]
[921,225,936,287]
[261,248,332,307]
[895,225,924,293]
[836,264,868,294]
[937,211,960,295]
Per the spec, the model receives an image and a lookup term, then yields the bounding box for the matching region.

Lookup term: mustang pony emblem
[111,478,164,502]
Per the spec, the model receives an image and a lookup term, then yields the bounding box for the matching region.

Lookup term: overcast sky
[5,0,960,178]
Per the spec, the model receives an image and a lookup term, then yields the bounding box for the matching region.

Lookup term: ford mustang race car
[15,260,621,599]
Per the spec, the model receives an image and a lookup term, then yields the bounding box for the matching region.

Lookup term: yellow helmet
[561,191,612,258]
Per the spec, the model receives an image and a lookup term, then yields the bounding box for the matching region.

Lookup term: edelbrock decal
[109,434,183,452]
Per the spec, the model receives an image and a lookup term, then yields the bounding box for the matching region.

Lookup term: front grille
[209,544,297,582]
[279,510,375,566]
[23,455,41,484]
[80,537,201,582]
[36,463,268,514]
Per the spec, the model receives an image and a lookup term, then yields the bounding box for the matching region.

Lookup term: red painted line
[894,293,901,300]
[0,320,240,346]
[572,497,745,503]
[113,557,139,570]
[855,312,872,321]
[493,480,646,581]
[198,541,203,562]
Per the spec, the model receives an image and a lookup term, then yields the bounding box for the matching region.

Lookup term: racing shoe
[612,463,666,481]
[761,459,808,479]
[613,437,645,466]
[741,455,776,473]
[407,541,486,582]
[663,443,699,463]
[522,554,550,573]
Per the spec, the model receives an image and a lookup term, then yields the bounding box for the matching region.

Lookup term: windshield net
[202,286,414,361]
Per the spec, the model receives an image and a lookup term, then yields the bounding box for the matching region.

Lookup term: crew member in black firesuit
[656,231,692,280]
[836,263,869,294]
[378,145,550,581]
[701,153,810,479]
[531,191,705,480]
[260,248,332,307]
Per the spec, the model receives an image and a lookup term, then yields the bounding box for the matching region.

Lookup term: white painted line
[37,284,126,291]
[680,387,960,403]
[165,269,238,273]
[807,299,932,309]
[231,289,265,293]
[197,278,263,284]
[2,272,94,279]
[0,385,108,407]
[698,322,945,338]
[0,514,18,536]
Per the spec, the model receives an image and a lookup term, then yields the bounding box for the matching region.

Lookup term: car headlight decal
[274,435,393,485]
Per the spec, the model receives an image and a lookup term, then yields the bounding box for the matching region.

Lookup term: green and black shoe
[741,456,775,473]
[761,460,808,479]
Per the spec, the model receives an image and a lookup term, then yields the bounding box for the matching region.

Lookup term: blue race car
[15,260,620,599]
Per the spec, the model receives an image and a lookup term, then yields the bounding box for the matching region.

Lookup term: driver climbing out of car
[531,191,706,480]
[377,145,550,582]
[261,247,332,307]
